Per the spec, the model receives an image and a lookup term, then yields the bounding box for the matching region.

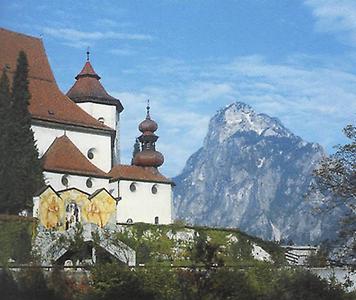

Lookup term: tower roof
[133,102,164,168]
[109,164,173,185]
[42,135,110,178]
[67,55,123,112]
[0,28,113,132]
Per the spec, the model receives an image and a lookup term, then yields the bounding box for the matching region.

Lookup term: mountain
[173,102,342,244]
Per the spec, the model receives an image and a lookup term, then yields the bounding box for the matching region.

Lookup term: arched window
[127,218,133,224]
[65,202,80,230]
[151,184,158,194]
[154,216,159,225]
[130,182,136,192]
[98,117,105,124]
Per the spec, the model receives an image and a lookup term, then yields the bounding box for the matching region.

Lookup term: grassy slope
[0,216,285,266]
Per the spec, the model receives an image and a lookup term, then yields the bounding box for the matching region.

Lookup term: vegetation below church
[111,222,285,266]
[0,218,355,299]
[1,263,355,300]
[0,215,36,265]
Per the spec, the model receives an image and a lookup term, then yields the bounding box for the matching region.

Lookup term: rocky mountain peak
[174,102,339,244]
[206,102,292,145]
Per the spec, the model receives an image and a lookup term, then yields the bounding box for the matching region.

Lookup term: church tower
[133,101,164,169]
[67,51,123,166]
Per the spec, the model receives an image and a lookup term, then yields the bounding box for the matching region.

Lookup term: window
[98,117,105,124]
[86,178,93,188]
[154,216,159,225]
[61,175,69,187]
[127,218,133,224]
[130,182,136,192]
[151,185,158,194]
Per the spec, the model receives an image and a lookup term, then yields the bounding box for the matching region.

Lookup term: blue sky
[1,0,355,177]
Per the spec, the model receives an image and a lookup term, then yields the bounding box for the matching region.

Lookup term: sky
[1,0,355,177]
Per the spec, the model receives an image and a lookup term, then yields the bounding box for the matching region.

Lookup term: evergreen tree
[0,69,12,213]
[0,51,44,214]
[131,138,141,165]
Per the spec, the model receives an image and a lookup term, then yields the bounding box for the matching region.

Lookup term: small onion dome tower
[133,101,164,168]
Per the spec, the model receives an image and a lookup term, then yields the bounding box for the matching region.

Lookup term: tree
[0,69,13,212]
[131,138,140,165]
[0,51,44,214]
[313,125,355,254]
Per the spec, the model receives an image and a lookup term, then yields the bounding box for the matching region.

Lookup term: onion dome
[66,50,123,112]
[139,103,158,133]
[133,101,164,168]
[134,150,164,168]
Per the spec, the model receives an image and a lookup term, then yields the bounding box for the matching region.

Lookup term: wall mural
[37,187,116,230]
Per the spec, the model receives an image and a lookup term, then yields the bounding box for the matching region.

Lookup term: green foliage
[0,51,44,214]
[191,231,223,267]
[131,138,141,165]
[0,215,34,264]
[264,269,355,300]
[313,125,355,235]
[0,269,19,300]
[306,248,329,267]
[1,262,355,300]
[88,263,154,300]
[0,69,12,213]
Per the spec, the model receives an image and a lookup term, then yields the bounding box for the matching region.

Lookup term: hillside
[0,215,284,266]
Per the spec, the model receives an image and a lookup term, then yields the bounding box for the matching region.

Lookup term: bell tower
[133,101,164,169]
[67,51,124,165]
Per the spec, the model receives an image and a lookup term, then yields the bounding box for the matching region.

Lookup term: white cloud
[109,48,136,56]
[305,0,356,45]
[112,54,355,177]
[42,27,152,47]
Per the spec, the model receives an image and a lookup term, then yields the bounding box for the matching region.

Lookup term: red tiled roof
[0,28,114,131]
[109,164,173,185]
[67,61,123,112]
[42,135,110,178]
[76,61,100,79]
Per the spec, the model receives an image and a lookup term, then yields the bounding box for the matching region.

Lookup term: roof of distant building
[0,27,114,132]
[42,135,110,178]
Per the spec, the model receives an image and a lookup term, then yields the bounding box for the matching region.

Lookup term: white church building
[0,28,173,229]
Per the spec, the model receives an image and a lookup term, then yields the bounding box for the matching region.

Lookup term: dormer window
[98,117,105,124]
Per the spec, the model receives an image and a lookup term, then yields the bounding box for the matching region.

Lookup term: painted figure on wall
[39,194,64,229]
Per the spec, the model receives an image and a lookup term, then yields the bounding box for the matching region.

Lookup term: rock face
[173,102,341,244]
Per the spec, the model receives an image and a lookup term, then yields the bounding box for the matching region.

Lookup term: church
[0,28,174,232]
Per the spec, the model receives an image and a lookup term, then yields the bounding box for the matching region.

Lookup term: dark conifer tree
[0,51,44,214]
[0,69,12,213]
[131,138,141,165]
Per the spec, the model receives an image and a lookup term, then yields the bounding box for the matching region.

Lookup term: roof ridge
[0,27,42,41]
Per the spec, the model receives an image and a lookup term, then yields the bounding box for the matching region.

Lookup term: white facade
[116,180,172,225]
[43,171,110,194]
[76,102,121,165]
[33,123,113,172]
